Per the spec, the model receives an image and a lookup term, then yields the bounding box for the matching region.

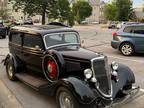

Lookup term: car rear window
[123,26,134,33]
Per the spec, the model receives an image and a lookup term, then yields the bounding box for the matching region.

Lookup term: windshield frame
[43,32,81,50]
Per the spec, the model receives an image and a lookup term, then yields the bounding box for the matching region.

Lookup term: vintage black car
[4,25,138,108]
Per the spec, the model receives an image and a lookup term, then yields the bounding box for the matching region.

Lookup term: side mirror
[81,40,85,48]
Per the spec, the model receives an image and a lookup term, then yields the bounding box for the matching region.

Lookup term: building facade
[134,6,144,19]
[69,0,106,23]
[86,0,106,23]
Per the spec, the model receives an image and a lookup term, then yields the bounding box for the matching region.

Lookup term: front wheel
[56,87,79,108]
[6,60,17,81]
[120,43,134,56]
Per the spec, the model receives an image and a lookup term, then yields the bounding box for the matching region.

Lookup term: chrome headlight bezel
[84,69,93,79]
[111,61,119,71]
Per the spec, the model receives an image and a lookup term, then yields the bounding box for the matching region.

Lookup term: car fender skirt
[59,77,97,104]
[112,63,135,98]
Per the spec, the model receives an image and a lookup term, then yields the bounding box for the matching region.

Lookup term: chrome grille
[91,56,112,97]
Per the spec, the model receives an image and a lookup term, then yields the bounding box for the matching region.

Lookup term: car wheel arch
[53,77,97,105]
[4,54,23,72]
[119,41,135,51]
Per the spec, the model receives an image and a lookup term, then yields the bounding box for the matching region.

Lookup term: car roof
[124,23,144,27]
[11,25,78,36]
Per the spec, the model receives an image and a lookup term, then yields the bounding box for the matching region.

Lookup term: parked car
[111,23,144,56]
[108,21,117,29]
[0,20,7,39]
[23,19,33,25]
[48,22,70,27]
[4,25,138,108]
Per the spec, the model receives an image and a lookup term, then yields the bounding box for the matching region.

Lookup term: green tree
[115,0,133,21]
[57,0,70,22]
[104,3,117,21]
[10,0,58,24]
[0,9,9,19]
[72,1,92,24]
[104,0,134,21]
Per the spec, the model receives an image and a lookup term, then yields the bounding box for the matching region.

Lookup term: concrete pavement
[0,80,22,108]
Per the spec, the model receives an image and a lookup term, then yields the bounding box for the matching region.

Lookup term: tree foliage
[104,0,134,21]
[104,3,117,21]
[10,0,73,25]
[72,1,92,24]
[0,9,9,19]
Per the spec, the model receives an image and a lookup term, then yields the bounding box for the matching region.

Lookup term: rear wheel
[56,87,79,108]
[120,43,134,56]
[6,60,17,81]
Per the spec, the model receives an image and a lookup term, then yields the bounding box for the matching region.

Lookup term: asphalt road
[0,25,144,108]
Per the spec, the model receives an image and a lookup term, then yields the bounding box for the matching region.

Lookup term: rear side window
[123,26,134,33]
[10,32,22,45]
[133,26,144,34]
[23,34,43,48]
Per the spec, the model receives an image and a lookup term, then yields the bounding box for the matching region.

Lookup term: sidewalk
[0,80,23,108]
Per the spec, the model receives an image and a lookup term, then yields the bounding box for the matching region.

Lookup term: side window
[123,26,134,33]
[23,34,43,48]
[133,26,144,35]
[10,32,22,45]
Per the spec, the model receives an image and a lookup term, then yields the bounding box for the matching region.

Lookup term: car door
[22,33,44,73]
[9,31,23,61]
[133,25,144,52]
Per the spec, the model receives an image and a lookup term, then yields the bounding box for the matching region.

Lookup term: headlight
[84,69,93,79]
[111,61,118,71]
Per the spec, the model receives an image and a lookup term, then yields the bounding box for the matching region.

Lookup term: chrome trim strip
[91,56,113,98]
[43,32,81,50]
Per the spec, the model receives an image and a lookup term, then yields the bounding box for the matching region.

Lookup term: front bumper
[104,86,140,108]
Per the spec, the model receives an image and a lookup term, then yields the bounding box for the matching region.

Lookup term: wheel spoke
[59,92,74,108]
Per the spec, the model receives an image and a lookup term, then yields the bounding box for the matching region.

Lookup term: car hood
[52,46,101,61]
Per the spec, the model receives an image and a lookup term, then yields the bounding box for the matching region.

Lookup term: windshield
[44,32,80,49]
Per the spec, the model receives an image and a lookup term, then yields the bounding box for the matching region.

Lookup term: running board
[15,73,50,90]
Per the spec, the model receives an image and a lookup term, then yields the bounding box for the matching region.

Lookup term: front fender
[58,77,96,104]
[112,63,135,98]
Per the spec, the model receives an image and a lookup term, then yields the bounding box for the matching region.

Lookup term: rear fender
[4,54,23,72]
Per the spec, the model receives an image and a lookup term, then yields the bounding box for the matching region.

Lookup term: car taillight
[112,32,118,37]
[47,60,58,78]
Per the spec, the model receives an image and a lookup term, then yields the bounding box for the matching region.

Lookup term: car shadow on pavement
[0,64,57,108]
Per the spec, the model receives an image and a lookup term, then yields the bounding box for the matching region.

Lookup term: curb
[0,80,23,108]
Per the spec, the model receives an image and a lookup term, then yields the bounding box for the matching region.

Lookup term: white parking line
[107,55,144,63]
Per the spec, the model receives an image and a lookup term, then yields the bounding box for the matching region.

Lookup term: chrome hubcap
[121,44,132,55]
[8,64,13,77]
[59,92,74,108]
